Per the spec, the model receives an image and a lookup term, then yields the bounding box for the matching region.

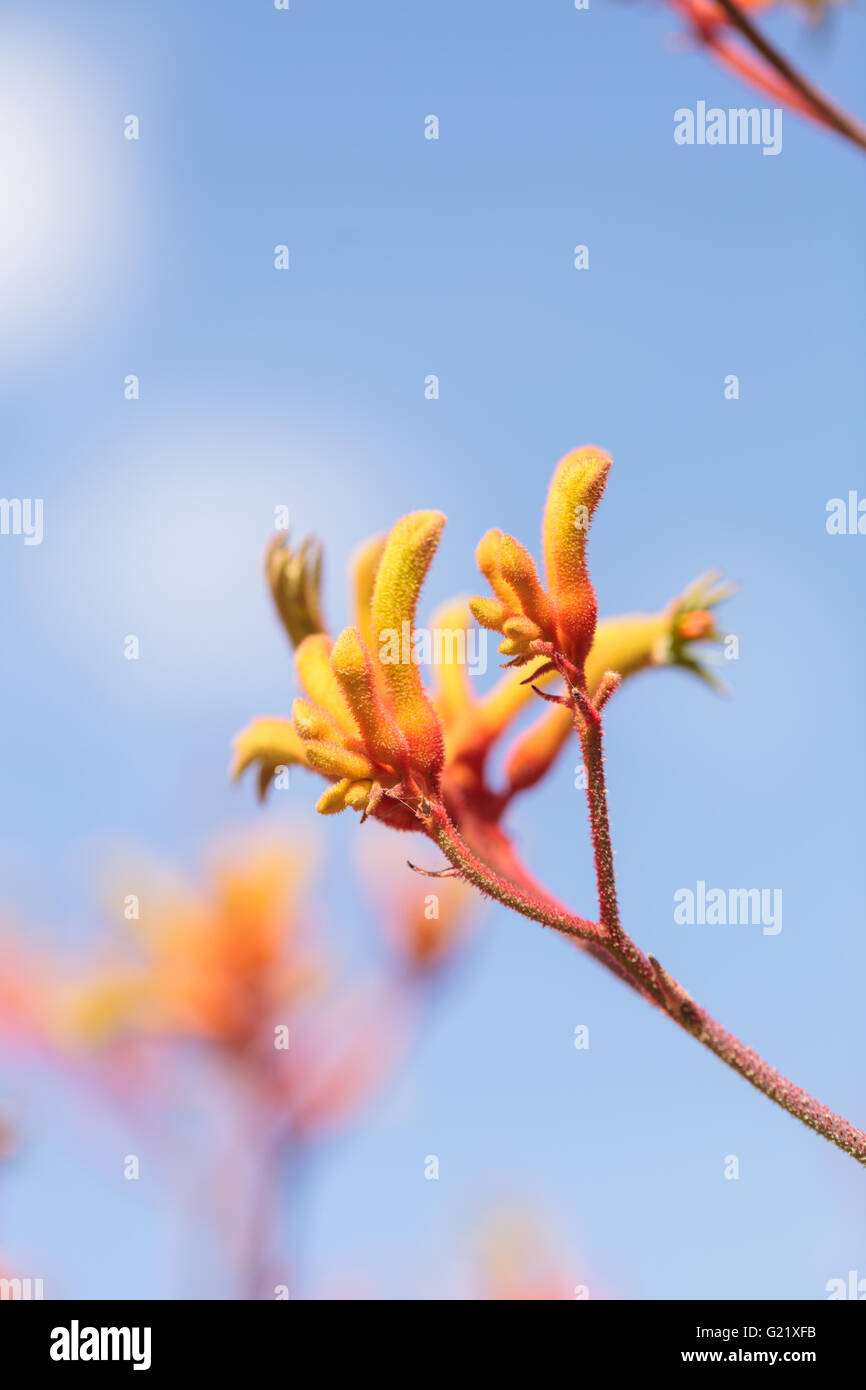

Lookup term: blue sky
[1,0,864,1298]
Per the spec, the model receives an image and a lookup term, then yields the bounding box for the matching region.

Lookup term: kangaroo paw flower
[470,447,611,674]
[239,511,450,825]
[231,717,308,801]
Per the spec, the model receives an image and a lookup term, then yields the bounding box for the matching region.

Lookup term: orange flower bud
[542,447,611,667]
[292,697,346,745]
[504,704,572,795]
[343,779,373,810]
[469,450,611,671]
[475,529,515,606]
[677,609,715,642]
[499,573,733,794]
[315,777,373,815]
[502,615,542,644]
[469,596,511,631]
[302,740,375,783]
[498,534,554,633]
[330,626,409,775]
[316,779,354,815]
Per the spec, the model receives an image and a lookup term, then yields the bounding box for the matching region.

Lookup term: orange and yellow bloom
[235,512,448,828]
[235,449,730,837]
[470,447,611,672]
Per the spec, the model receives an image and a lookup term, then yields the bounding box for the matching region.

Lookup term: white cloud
[0,19,154,368]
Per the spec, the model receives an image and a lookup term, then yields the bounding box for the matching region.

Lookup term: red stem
[427,800,866,1165]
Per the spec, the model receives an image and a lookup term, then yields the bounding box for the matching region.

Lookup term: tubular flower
[235,511,447,825]
[470,447,611,674]
[266,533,327,648]
[232,718,307,801]
[502,572,734,795]
[236,476,731,832]
[58,841,321,1055]
[427,596,478,735]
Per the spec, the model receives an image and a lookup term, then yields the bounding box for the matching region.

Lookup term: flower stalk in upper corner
[234,454,866,1165]
[666,0,866,154]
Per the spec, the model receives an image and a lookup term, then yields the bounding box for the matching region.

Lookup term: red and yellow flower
[234,449,730,835]
[470,446,611,672]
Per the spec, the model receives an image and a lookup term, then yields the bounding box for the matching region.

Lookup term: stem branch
[425,729,866,1164]
[429,803,610,952]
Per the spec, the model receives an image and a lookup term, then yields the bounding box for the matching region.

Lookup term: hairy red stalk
[458,808,662,1008]
[685,1006,866,1161]
[423,749,866,1164]
[427,802,609,951]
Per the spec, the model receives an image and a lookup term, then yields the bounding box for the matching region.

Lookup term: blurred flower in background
[474,1204,600,1301]
[0,830,476,1296]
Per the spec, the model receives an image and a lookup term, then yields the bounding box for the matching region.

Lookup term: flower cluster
[236,512,447,827]
[235,448,728,834]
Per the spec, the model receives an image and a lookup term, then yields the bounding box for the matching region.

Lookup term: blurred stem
[712,0,866,153]
[241,1102,294,1300]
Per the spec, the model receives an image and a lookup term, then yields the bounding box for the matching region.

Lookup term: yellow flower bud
[369,510,446,784]
[330,626,409,774]
[295,634,358,734]
[542,447,611,666]
[302,740,375,782]
[350,534,386,654]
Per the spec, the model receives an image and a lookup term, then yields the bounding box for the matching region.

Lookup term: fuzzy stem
[576,707,659,995]
[459,810,662,1008]
[685,1002,866,1163]
[429,803,610,951]
[579,718,621,936]
[427,799,866,1164]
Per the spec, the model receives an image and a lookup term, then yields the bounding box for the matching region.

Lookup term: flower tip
[551,445,612,501]
[329,624,365,680]
[542,446,612,668]
[399,509,447,551]
[266,531,326,648]
[367,508,448,786]
[677,609,716,642]
[475,527,504,573]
